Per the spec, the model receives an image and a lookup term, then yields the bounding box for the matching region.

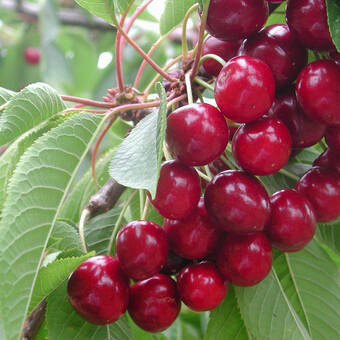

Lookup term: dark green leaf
[326,0,340,52]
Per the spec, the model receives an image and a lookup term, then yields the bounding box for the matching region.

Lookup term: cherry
[265,189,316,252]
[296,60,340,126]
[177,262,227,311]
[204,170,270,233]
[216,232,272,286]
[24,47,41,65]
[150,160,201,219]
[163,197,223,260]
[215,56,275,123]
[313,149,340,177]
[128,274,181,332]
[116,220,169,281]
[206,0,268,41]
[286,0,335,51]
[67,255,129,325]
[202,36,241,76]
[329,51,340,67]
[325,126,340,152]
[166,103,228,166]
[295,166,340,222]
[232,117,292,175]
[266,87,326,148]
[238,24,307,88]
[160,251,192,276]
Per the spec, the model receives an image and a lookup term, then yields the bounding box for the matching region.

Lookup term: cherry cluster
[67,0,340,334]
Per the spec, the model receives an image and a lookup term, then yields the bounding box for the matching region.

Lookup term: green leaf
[315,217,340,259]
[109,83,167,198]
[74,0,115,25]
[46,281,134,340]
[0,87,15,106]
[0,112,104,340]
[29,251,95,315]
[0,83,66,146]
[326,0,340,52]
[160,0,198,36]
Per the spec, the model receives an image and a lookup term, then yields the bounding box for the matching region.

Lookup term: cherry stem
[107,190,138,254]
[61,95,113,108]
[195,168,211,182]
[78,208,91,253]
[278,168,300,181]
[199,53,226,68]
[139,189,144,218]
[194,77,214,92]
[204,165,214,179]
[220,154,236,170]
[319,139,327,151]
[182,3,199,64]
[62,108,107,114]
[185,72,194,104]
[141,195,150,220]
[163,142,173,161]
[190,0,211,82]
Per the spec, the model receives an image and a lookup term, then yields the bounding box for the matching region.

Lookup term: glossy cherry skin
[313,149,340,176]
[238,24,307,88]
[166,103,229,166]
[296,60,340,126]
[116,220,169,280]
[217,232,272,286]
[67,255,129,325]
[160,251,192,276]
[163,197,223,260]
[286,0,335,51]
[265,189,316,252]
[177,262,227,311]
[325,126,340,152]
[204,170,270,233]
[150,160,201,219]
[202,36,241,76]
[232,118,292,175]
[295,166,340,222]
[206,0,268,41]
[24,47,40,64]
[215,56,275,123]
[267,87,326,148]
[128,274,181,332]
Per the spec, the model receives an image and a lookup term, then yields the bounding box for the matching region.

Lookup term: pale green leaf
[316,217,340,258]
[29,252,95,315]
[0,112,104,340]
[0,87,15,106]
[326,0,340,52]
[75,0,115,25]
[109,83,167,198]
[0,83,66,146]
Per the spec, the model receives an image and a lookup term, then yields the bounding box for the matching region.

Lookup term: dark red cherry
[295,166,340,222]
[24,47,40,65]
[67,255,129,325]
[177,262,227,311]
[116,220,169,281]
[215,56,275,123]
[232,118,292,175]
[206,0,268,41]
[296,60,340,126]
[313,148,340,176]
[228,125,240,141]
[160,251,192,276]
[128,274,181,332]
[267,87,326,148]
[217,232,272,286]
[150,160,201,219]
[204,170,270,233]
[330,51,340,67]
[265,189,316,252]
[166,103,228,166]
[238,24,307,88]
[163,197,223,260]
[325,126,340,152]
[208,156,230,176]
[286,0,335,51]
[202,36,241,76]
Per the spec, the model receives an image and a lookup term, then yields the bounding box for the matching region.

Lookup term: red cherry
[215,56,275,123]
[202,36,241,76]
[286,0,335,51]
[232,117,292,175]
[238,24,307,89]
[128,274,181,332]
[67,255,129,325]
[265,189,316,252]
[24,47,41,65]
[150,160,201,219]
[163,197,223,260]
[329,51,340,67]
[296,60,340,126]
[295,166,340,222]
[267,87,326,148]
[206,0,268,41]
[116,220,169,281]
[217,232,272,286]
[166,103,228,166]
[313,148,340,177]
[177,262,227,311]
[160,251,192,276]
[325,126,340,152]
[204,170,270,233]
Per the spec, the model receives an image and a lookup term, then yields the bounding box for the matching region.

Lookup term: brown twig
[61,95,114,108]
[21,300,47,340]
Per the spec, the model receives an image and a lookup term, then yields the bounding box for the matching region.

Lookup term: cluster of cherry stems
[67,0,340,334]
